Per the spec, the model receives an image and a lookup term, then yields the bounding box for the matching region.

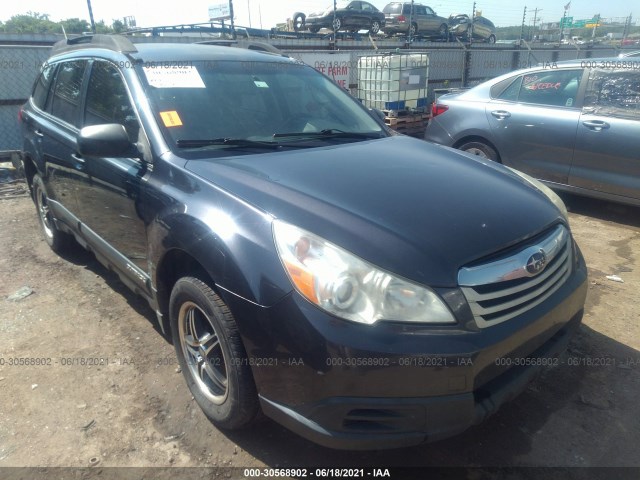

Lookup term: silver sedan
[425,58,640,206]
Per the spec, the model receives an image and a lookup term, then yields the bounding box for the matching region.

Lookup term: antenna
[61,25,68,40]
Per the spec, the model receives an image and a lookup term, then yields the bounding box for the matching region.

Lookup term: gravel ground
[0,189,638,479]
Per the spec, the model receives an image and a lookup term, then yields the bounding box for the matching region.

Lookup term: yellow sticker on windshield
[160,111,183,127]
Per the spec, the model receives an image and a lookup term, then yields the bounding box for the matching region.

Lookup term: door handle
[491,110,511,119]
[71,153,85,164]
[582,120,609,131]
[34,129,44,138]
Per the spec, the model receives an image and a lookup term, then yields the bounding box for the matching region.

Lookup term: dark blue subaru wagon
[20,35,587,449]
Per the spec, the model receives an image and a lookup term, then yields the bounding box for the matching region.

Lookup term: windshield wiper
[272,129,381,139]
[176,138,281,149]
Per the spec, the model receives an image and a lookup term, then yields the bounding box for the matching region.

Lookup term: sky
[0,0,636,30]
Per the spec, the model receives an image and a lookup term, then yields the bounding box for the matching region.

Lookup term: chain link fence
[0,40,623,151]
[0,46,51,150]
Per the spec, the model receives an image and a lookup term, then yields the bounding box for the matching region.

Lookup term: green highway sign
[560,16,574,27]
[559,16,601,29]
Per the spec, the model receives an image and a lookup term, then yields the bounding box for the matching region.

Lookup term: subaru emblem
[526,249,547,275]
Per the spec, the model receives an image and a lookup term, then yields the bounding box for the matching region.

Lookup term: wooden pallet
[385,113,429,127]
[381,107,429,118]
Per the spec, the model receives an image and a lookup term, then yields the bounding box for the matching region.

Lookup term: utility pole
[532,8,542,41]
[560,2,570,42]
[469,1,476,45]
[520,6,527,43]
[591,14,600,39]
[86,0,96,33]
[622,13,632,43]
[247,0,252,28]
[229,0,236,39]
[407,0,415,44]
[332,0,337,49]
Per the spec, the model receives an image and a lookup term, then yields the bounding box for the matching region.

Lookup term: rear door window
[361,2,376,12]
[498,69,583,107]
[32,63,56,111]
[49,60,87,127]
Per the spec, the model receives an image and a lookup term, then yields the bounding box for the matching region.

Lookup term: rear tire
[488,34,496,44]
[439,24,448,39]
[369,20,381,35]
[458,141,499,161]
[170,277,259,430]
[32,174,72,253]
[332,17,342,32]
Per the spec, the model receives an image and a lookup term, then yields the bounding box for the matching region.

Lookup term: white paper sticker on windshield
[143,66,205,88]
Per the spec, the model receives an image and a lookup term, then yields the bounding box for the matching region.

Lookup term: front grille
[458,225,572,328]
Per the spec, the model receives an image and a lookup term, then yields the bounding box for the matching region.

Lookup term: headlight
[506,167,569,222]
[273,220,455,325]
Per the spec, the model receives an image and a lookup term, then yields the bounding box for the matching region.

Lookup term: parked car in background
[382,2,449,39]
[621,38,640,46]
[449,14,496,43]
[297,1,385,34]
[618,50,640,58]
[425,58,640,206]
[21,34,587,450]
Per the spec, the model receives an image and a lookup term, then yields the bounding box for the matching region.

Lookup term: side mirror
[77,124,132,157]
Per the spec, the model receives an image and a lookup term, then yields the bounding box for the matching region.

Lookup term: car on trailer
[294,1,385,34]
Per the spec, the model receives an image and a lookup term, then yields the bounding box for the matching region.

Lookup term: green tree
[111,19,126,33]
[95,20,115,34]
[60,17,90,34]
[0,12,59,33]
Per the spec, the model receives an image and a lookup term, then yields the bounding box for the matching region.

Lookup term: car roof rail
[195,39,287,57]
[50,34,138,57]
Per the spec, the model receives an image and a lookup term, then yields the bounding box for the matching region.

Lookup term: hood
[185,136,564,287]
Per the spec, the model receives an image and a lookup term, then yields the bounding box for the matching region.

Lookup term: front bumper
[260,309,582,450]
[222,245,587,449]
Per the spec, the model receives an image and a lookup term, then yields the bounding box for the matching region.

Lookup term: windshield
[138,59,385,156]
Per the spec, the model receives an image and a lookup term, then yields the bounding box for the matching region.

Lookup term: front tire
[169,277,259,429]
[488,34,496,44]
[369,20,381,35]
[32,173,72,253]
[332,17,342,32]
[458,141,499,161]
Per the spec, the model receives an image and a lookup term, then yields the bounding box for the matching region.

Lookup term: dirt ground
[0,186,639,477]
